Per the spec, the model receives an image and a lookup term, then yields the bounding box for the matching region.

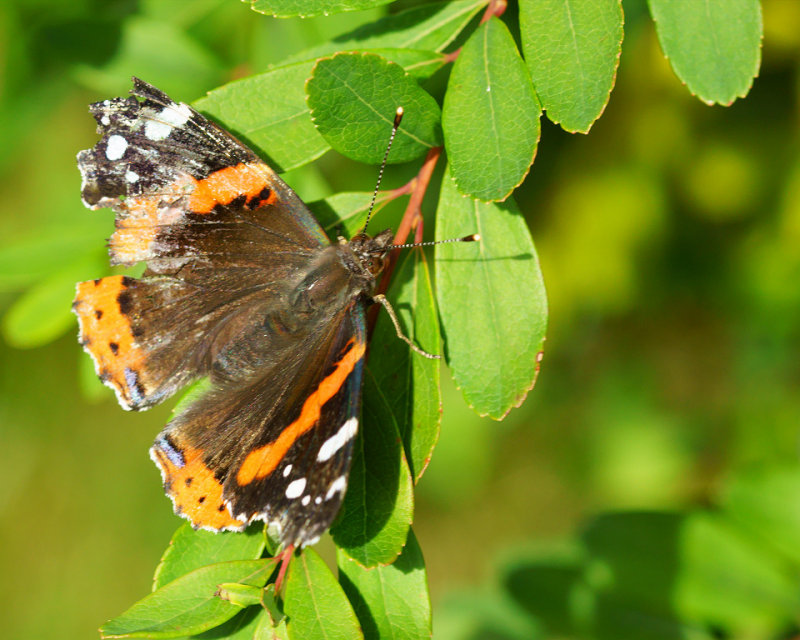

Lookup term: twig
[480,0,507,23]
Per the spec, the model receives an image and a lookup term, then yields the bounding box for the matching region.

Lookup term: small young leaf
[153,522,266,590]
[370,249,441,481]
[648,0,762,105]
[216,583,264,608]
[249,0,393,19]
[337,529,431,640]
[283,548,363,640]
[283,0,486,64]
[307,53,442,164]
[436,168,547,419]
[443,18,541,202]
[194,62,327,172]
[331,369,415,567]
[519,0,623,133]
[100,559,273,639]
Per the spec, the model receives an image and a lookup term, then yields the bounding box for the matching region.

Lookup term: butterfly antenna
[394,234,481,249]
[362,107,404,234]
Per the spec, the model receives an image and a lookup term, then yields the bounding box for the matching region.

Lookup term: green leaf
[502,546,588,637]
[371,249,441,481]
[73,16,222,98]
[582,512,800,635]
[2,253,104,349]
[249,0,393,19]
[283,0,486,65]
[100,559,273,639]
[337,529,431,640]
[648,0,762,105]
[674,513,799,633]
[367,48,448,80]
[519,0,623,133]
[153,523,266,590]
[437,588,544,640]
[307,53,442,164]
[435,168,547,419]
[0,223,106,291]
[283,548,363,640]
[331,369,415,566]
[194,62,327,172]
[201,608,275,640]
[308,190,397,239]
[721,465,800,567]
[443,18,541,202]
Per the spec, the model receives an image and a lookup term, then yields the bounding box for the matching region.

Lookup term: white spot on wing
[285,478,306,499]
[301,495,310,506]
[144,102,192,141]
[282,464,292,477]
[325,476,347,501]
[105,135,128,160]
[317,417,358,462]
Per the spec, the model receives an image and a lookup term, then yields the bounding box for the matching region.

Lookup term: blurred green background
[2,0,799,638]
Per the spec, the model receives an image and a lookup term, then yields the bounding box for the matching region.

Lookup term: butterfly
[72,77,435,549]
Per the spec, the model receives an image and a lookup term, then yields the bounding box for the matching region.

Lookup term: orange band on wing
[189,163,277,214]
[236,339,366,486]
[107,165,275,264]
[151,441,246,531]
[74,276,145,406]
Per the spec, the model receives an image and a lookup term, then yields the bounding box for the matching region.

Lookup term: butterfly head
[348,229,394,277]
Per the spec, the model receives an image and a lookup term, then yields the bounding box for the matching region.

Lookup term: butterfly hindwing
[150,301,366,546]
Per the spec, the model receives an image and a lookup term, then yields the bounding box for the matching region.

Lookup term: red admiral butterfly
[73,78,474,550]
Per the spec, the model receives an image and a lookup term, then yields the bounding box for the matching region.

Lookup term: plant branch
[481,0,507,23]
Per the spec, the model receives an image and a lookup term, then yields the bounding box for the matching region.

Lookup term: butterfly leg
[372,294,440,359]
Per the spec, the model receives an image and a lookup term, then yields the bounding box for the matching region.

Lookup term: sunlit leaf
[153,523,266,590]
[443,18,540,201]
[648,0,762,105]
[307,53,442,164]
[436,168,547,419]
[519,0,623,132]
[283,549,363,640]
[338,529,431,640]
[194,62,326,172]
[100,560,272,638]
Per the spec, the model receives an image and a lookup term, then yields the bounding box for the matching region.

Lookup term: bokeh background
[2,0,799,638]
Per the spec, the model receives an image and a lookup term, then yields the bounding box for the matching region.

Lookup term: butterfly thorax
[288,228,394,321]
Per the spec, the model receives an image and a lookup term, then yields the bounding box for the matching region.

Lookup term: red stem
[480,0,507,23]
